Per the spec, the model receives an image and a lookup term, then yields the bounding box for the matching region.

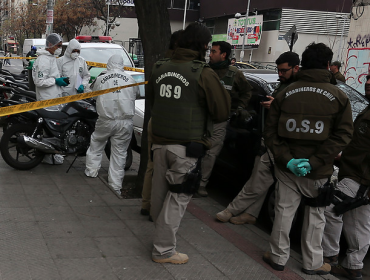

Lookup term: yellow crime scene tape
[0,57,145,73]
[0,81,147,118]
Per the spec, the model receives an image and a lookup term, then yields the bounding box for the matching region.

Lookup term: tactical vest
[151,59,208,141]
[220,66,238,93]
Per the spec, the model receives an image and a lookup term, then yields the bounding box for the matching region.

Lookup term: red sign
[46,10,53,24]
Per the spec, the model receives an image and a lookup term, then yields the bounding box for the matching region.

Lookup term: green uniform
[148,48,230,261]
[212,65,252,109]
[323,105,370,272]
[263,69,353,271]
[334,71,346,83]
[265,69,353,179]
[339,105,370,185]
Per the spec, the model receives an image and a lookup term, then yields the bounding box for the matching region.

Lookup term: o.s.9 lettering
[159,84,181,99]
[286,119,324,134]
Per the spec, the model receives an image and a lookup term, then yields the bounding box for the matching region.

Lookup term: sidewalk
[0,150,340,280]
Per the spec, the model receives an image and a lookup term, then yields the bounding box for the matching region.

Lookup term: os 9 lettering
[160,84,181,99]
[286,119,324,134]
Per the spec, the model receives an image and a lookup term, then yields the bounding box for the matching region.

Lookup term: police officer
[322,75,370,280]
[149,23,230,264]
[216,52,300,225]
[263,43,353,275]
[197,40,252,197]
[330,61,346,83]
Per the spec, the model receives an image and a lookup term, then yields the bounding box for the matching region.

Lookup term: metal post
[46,0,54,35]
[183,0,188,30]
[240,0,251,62]
[337,16,346,62]
[106,2,110,36]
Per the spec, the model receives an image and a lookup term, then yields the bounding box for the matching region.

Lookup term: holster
[332,184,369,215]
[169,142,205,195]
[304,180,335,207]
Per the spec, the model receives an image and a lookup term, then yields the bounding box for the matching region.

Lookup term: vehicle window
[80,48,133,67]
[336,83,369,121]
[132,74,145,98]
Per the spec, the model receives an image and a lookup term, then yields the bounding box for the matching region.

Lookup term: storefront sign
[227,15,263,49]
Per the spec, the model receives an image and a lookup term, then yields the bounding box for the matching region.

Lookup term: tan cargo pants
[323,178,370,270]
[227,150,274,218]
[200,121,227,187]
[269,167,327,270]
[151,144,197,259]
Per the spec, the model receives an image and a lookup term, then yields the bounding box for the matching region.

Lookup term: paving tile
[26,194,69,207]
[0,207,36,222]
[0,258,61,280]
[0,238,51,260]
[0,193,29,207]
[110,205,148,220]
[124,219,156,236]
[203,251,279,280]
[94,236,150,257]
[18,175,54,185]
[81,220,134,238]
[70,206,120,221]
[23,184,61,195]
[50,174,88,185]
[63,193,107,207]
[100,193,127,205]
[164,253,228,280]
[32,206,79,222]
[46,237,102,259]
[107,256,174,280]
[57,184,97,196]
[0,184,24,194]
[39,220,87,238]
[0,221,42,239]
[55,258,119,280]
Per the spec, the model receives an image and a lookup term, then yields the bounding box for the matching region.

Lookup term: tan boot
[302,263,331,275]
[216,209,232,222]
[230,213,256,225]
[152,252,189,264]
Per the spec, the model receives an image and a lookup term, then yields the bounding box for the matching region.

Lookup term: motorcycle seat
[12,87,36,99]
[35,109,69,119]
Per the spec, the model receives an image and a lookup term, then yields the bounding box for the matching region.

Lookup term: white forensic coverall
[85,54,140,195]
[57,39,90,96]
[32,48,63,111]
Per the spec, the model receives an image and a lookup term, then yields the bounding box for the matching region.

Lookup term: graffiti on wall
[344,47,370,94]
[347,34,370,48]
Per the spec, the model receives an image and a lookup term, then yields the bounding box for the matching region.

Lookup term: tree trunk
[133,0,171,196]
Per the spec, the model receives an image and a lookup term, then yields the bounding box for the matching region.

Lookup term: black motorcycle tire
[0,123,45,170]
[104,139,133,171]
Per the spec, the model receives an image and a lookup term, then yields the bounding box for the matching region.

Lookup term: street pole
[240,0,251,62]
[183,0,188,30]
[337,16,346,62]
[106,2,110,36]
[46,0,54,35]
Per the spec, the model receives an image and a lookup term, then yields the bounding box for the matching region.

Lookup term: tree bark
[133,0,171,196]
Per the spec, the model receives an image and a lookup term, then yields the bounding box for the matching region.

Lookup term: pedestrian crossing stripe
[0,57,145,73]
[0,81,148,117]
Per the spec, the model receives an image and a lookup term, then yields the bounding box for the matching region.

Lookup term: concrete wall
[343,5,370,94]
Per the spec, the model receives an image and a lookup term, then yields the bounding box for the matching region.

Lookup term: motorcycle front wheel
[0,123,45,170]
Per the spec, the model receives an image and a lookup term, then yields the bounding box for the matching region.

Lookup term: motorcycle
[0,99,133,171]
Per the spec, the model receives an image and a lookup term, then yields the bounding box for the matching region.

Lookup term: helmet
[31,46,37,50]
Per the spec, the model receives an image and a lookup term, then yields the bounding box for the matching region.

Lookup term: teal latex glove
[77,85,84,93]
[55,77,68,87]
[297,160,312,174]
[287,158,309,177]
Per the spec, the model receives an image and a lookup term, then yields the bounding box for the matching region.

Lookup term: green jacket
[264,69,354,179]
[147,48,231,148]
[339,105,370,185]
[334,71,346,83]
[212,65,252,109]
